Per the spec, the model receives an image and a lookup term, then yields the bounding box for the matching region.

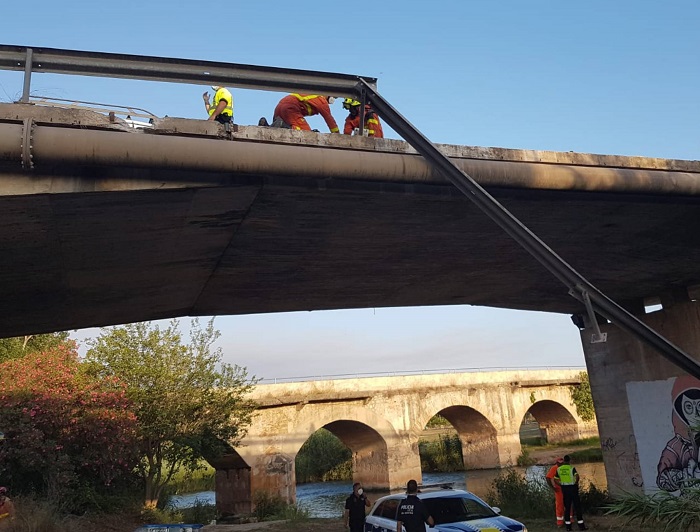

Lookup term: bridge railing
[259,365,587,384]
[0,44,377,104]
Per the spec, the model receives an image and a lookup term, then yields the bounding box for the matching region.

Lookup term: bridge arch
[310,420,390,489]
[522,400,580,444]
[421,404,500,469]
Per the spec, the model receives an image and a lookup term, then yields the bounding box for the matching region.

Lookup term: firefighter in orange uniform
[342,98,383,138]
[0,487,16,530]
[272,94,340,132]
[546,457,566,527]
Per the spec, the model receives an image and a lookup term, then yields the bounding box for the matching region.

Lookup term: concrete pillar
[580,296,700,495]
[461,433,502,469]
[215,468,251,517]
[494,432,521,467]
[353,446,390,490]
[386,437,423,490]
[248,452,296,504]
[209,452,252,518]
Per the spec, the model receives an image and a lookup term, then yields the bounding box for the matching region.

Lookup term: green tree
[295,429,352,483]
[0,331,71,363]
[84,319,257,508]
[570,371,596,421]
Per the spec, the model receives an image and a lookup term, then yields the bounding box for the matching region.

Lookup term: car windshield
[423,495,497,524]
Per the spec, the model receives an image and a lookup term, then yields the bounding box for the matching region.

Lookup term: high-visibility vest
[557,464,577,485]
[291,93,322,116]
[210,87,233,117]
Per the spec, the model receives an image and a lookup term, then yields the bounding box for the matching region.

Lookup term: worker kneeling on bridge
[203,86,234,124]
[342,98,383,138]
[262,94,339,133]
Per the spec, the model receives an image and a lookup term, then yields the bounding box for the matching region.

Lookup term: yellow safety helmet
[342,98,361,110]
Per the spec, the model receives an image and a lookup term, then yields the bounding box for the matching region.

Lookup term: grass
[522,436,600,451]
[519,436,603,463]
[605,487,700,532]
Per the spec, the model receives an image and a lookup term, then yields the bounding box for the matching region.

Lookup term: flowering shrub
[0,343,139,502]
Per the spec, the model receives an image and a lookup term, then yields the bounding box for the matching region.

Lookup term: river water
[171,462,606,518]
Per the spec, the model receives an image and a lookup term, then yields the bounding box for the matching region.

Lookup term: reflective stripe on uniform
[212,88,233,117]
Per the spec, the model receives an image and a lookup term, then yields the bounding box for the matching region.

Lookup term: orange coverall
[273,94,339,132]
[546,464,566,526]
[343,106,384,138]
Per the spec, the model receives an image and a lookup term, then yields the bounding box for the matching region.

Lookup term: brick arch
[422,404,500,469]
[290,407,398,490]
[524,399,580,443]
[313,420,390,489]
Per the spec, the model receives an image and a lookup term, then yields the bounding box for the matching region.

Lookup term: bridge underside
[1,105,700,337]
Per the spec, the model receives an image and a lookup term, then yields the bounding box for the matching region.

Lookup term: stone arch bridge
[214,369,597,513]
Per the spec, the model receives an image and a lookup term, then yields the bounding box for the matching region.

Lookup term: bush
[487,468,552,518]
[253,491,288,520]
[180,500,217,523]
[419,434,464,472]
[11,495,71,532]
[486,468,610,519]
[295,429,352,483]
[140,505,184,524]
[252,491,309,522]
[516,449,536,466]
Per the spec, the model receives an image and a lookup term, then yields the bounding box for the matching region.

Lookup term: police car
[364,486,527,532]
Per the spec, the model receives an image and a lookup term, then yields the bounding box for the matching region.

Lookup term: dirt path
[527,445,594,466]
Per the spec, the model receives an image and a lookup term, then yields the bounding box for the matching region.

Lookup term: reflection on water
[170,462,607,519]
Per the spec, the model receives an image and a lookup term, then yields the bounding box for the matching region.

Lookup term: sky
[1,1,698,381]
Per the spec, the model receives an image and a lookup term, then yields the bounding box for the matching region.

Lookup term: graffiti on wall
[628,375,700,495]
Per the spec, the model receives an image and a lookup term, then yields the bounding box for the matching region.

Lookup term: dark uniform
[345,493,368,532]
[397,494,431,532]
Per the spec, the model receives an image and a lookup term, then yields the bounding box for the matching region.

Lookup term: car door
[366,498,399,532]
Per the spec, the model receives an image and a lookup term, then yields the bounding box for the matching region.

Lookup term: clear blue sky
[2,1,698,380]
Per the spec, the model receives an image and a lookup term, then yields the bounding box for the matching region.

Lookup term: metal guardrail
[0,44,377,103]
[0,44,697,379]
[259,366,587,384]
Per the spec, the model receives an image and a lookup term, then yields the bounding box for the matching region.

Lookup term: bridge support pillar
[385,438,423,490]
[580,296,700,495]
[238,450,296,505]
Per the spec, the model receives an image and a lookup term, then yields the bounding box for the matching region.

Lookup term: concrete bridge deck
[1,102,700,337]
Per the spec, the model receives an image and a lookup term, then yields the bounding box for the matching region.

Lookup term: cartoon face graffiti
[657,377,700,492]
[682,395,700,428]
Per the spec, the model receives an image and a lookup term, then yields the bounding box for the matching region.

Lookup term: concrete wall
[580,297,700,495]
[230,369,593,504]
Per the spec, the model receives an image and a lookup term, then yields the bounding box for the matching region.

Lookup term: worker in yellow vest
[202,86,234,124]
[554,455,588,531]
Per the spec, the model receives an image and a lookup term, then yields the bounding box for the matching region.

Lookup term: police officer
[555,455,588,531]
[344,482,371,532]
[396,479,434,532]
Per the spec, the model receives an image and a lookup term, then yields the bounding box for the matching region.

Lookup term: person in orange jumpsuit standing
[0,487,16,530]
[546,457,566,527]
[342,98,383,138]
[272,94,340,132]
